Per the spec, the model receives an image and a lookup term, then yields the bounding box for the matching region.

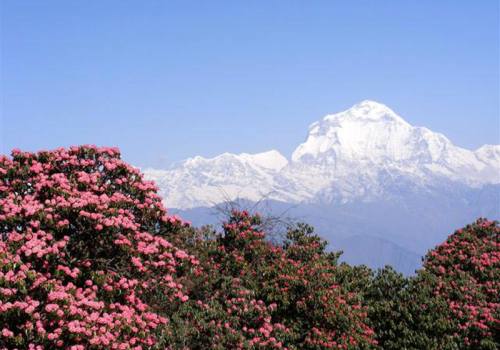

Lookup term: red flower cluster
[2,146,496,349]
[198,211,377,349]
[423,218,499,346]
[0,146,198,349]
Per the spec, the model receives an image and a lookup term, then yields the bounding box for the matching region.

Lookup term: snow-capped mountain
[144,100,499,275]
[145,100,500,209]
[145,150,293,209]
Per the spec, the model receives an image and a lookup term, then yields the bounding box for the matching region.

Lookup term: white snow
[143,101,500,209]
[239,150,289,171]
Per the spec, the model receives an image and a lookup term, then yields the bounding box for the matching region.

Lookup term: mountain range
[144,100,500,274]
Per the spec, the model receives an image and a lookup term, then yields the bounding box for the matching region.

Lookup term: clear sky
[1,1,499,168]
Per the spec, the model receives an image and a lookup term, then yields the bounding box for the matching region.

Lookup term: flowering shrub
[1,146,498,349]
[0,146,198,349]
[360,219,499,350]
[162,212,376,349]
[423,219,499,349]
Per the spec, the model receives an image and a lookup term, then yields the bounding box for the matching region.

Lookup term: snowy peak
[143,149,295,210]
[144,100,500,209]
[324,100,410,126]
[182,150,288,172]
[292,100,415,163]
[239,150,288,171]
[291,101,499,187]
[475,145,500,163]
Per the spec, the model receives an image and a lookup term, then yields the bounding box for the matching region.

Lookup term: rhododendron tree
[423,219,499,349]
[356,220,499,350]
[163,211,377,349]
[1,146,498,350]
[0,146,198,349]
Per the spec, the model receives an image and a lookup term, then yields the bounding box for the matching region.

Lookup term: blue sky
[1,1,498,167]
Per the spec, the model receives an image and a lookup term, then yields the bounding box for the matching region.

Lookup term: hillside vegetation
[0,146,498,349]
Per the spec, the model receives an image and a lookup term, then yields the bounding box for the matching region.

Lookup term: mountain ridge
[143,100,499,274]
[145,100,499,210]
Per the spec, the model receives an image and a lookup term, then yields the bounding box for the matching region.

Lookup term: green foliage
[1,146,498,349]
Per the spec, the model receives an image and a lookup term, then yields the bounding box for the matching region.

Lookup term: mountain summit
[144,100,499,274]
[145,100,499,209]
[292,100,413,163]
